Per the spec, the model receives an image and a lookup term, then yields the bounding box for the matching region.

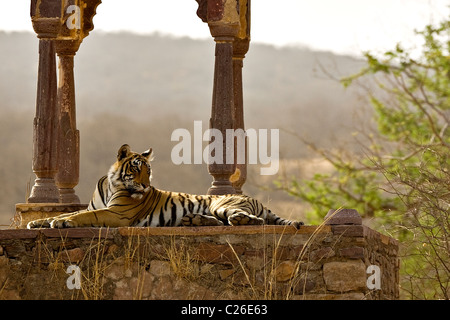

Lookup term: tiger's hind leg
[228,211,264,226]
[181,213,224,227]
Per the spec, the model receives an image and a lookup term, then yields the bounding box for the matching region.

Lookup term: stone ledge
[0,225,331,240]
[117,225,330,236]
[0,228,113,240]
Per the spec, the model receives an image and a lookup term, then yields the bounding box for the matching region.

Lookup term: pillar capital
[30,0,102,41]
[208,22,240,40]
[54,39,82,56]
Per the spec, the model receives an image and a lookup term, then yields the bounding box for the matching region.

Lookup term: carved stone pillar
[55,40,81,203]
[207,23,240,195]
[15,0,102,227]
[231,0,250,194]
[27,39,60,203]
[196,0,250,195]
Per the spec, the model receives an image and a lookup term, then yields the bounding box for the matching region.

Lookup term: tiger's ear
[117,144,131,160]
[142,148,153,161]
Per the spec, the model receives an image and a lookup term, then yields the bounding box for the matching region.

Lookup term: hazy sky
[0,0,448,56]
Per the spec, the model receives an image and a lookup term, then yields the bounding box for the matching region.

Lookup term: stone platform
[0,211,399,300]
[14,203,88,228]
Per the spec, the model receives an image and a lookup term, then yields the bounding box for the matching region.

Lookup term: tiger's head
[108,144,153,199]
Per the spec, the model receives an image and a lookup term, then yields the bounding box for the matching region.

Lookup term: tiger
[27,144,303,229]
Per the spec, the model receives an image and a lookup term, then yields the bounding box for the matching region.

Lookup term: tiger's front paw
[50,218,79,228]
[27,218,51,229]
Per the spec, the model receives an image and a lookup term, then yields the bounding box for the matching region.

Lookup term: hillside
[0,31,367,226]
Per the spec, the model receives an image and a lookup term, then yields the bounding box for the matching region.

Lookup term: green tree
[277,19,450,299]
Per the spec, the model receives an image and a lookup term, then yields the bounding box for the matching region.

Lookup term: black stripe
[179,195,188,217]
[163,193,172,211]
[171,199,177,226]
[159,204,166,226]
[98,176,107,206]
[187,198,194,213]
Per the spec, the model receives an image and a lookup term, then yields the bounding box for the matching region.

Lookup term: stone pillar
[230,0,250,194]
[207,23,240,195]
[27,39,60,203]
[15,0,102,226]
[55,40,81,203]
[196,0,249,195]
[230,49,246,194]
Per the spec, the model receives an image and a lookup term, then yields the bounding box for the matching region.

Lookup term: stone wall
[0,210,399,300]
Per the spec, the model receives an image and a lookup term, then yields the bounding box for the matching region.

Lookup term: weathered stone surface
[129,272,154,299]
[4,243,26,258]
[219,268,235,280]
[332,225,364,237]
[310,247,335,263]
[0,225,399,300]
[292,277,316,294]
[339,247,365,259]
[58,247,84,263]
[105,263,125,281]
[195,243,245,264]
[113,278,133,300]
[274,260,297,282]
[323,260,366,292]
[148,260,172,277]
[325,209,362,225]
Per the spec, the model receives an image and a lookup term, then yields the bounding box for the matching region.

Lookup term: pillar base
[59,188,81,204]
[15,203,88,229]
[207,179,236,195]
[27,178,60,204]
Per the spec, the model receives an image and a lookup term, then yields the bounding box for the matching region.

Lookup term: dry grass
[224,208,342,300]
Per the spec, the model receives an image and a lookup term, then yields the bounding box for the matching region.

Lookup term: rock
[113,279,133,300]
[105,263,124,281]
[274,260,297,282]
[58,247,84,263]
[310,247,335,263]
[339,247,365,259]
[323,260,366,292]
[325,209,362,225]
[129,272,154,299]
[292,277,316,294]
[219,268,235,280]
[148,260,172,277]
[195,243,245,264]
